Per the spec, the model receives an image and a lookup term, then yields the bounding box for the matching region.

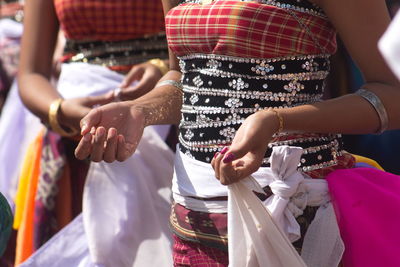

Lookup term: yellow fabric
[13,130,44,229]
[352,154,384,171]
[13,130,44,265]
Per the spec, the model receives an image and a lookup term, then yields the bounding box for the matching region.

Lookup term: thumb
[84,91,114,106]
[120,71,156,100]
[80,108,102,135]
[120,65,143,88]
[222,141,252,164]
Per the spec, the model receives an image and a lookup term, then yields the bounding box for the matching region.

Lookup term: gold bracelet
[147,58,169,76]
[270,108,284,133]
[48,98,79,137]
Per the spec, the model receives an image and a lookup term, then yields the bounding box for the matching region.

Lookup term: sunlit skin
[18,0,166,139]
[74,0,400,185]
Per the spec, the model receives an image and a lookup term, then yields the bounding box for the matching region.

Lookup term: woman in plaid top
[11,0,174,266]
[76,0,400,266]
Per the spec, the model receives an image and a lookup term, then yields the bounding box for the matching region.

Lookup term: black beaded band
[177,53,343,171]
[63,33,169,67]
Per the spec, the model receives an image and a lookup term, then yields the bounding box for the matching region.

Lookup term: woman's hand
[58,92,115,131]
[211,110,280,185]
[74,101,146,163]
[118,61,165,100]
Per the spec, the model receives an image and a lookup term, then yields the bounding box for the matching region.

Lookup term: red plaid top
[54,0,165,41]
[165,0,337,58]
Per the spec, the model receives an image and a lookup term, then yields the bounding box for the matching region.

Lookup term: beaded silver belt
[63,33,168,67]
[177,53,343,172]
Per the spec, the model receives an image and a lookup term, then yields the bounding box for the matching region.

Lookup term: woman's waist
[172,144,354,208]
[61,33,168,71]
[178,53,329,108]
[178,129,345,171]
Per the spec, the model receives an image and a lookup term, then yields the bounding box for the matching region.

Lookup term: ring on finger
[113,87,122,102]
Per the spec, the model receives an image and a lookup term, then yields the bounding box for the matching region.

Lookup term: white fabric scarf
[227,146,344,267]
[20,62,174,267]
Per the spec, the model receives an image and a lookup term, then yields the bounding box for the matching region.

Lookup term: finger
[83,92,115,107]
[120,70,158,100]
[233,160,260,180]
[220,162,240,185]
[230,151,264,180]
[120,66,143,88]
[213,151,226,182]
[221,140,250,164]
[212,146,229,181]
[80,109,102,135]
[114,134,126,161]
[210,152,219,170]
[74,133,93,160]
[103,128,118,163]
[90,127,107,162]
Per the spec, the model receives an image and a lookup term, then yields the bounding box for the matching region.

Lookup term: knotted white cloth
[173,145,344,267]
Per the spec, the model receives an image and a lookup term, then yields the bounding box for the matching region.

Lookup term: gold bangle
[147,58,169,76]
[270,109,284,133]
[48,98,79,137]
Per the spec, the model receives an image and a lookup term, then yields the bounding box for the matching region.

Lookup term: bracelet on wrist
[48,98,79,137]
[155,79,183,93]
[147,58,169,76]
[354,88,388,134]
[258,108,284,134]
[270,108,284,134]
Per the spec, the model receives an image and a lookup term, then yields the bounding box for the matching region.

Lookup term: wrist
[48,99,79,137]
[129,102,149,127]
[257,108,284,135]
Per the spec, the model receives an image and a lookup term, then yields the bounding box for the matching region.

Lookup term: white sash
[173,146,344,267]
[21,63,174,267]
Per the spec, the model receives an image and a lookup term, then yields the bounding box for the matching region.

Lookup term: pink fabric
[327,168,400,267]
[173,235,228,267]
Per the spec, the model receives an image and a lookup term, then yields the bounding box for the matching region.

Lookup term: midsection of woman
[165,0,354,253]
[13,0,172,265]
[167,0,350,173]
[55,0,168,72]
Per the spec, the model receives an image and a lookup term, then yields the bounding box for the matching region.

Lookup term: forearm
[18,73,60,124]
[18,0,60,124]
[130,69,183,126]
[278,83,400,135]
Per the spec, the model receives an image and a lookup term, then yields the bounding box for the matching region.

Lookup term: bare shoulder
[315,0,397,85]
[161,0,180,14]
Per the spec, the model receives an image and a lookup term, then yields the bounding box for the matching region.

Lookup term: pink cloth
[172,235,228,267]
[327,168,400,267]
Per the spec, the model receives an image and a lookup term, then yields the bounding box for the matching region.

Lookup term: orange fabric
[352,154,384,171]
[14,132,44,266]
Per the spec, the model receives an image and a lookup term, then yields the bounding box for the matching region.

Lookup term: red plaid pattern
[173,235,229,267]
[54,0,165,41]
[166,1,336,58]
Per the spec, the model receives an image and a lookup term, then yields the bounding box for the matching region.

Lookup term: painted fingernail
[90,127,96,135]
[213,152,219,159]
[223,153,235,163]
[220,146,229,154]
